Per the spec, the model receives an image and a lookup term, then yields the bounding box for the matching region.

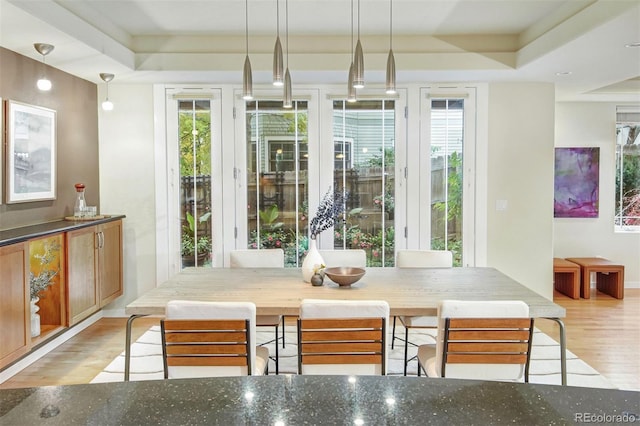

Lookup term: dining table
[124,266,567,383]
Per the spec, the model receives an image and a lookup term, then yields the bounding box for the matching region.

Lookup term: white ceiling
[1,0,639,102]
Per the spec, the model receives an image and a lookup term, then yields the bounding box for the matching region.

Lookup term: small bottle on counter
[74,183,87,218]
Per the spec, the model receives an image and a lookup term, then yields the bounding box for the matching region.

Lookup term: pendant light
[283,0,292,108]
[347,0,356,102]
[352,0,364,89]
[272,0,284,86]
[242,0,253,100]
[99,73,115,111]
[34,43,54,91]
[385,0,396,94]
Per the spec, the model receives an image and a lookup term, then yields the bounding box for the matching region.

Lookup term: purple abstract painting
[554,147,599,218]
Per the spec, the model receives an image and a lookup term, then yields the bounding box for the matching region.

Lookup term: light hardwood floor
[1,289,639,391]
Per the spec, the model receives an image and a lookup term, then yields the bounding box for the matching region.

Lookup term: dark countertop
[1,376,638,425]
[0,215,126,247]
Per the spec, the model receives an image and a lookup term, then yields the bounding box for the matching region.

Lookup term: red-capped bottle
[74,183,86,218]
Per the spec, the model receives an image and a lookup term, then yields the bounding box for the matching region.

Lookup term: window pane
[430,99,463,265]
[246,100,309,266]
[179,100,212,268]
[615,110,640,231]
[333,100,395,267]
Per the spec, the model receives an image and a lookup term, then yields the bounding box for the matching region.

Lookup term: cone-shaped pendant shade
[347,63,357,102]
[243,55,253,100]
[273,36,284,86]
[353,39,364,89]
[283,68,292,108]
[386,49,396,94]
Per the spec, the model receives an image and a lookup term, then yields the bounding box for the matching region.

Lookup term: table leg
[544,317,567,386]
[124,314,148,382]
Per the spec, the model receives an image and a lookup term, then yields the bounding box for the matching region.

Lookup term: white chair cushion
[396,250,453,268]
[318,249,367,268]
[300,299,389,320]
[256,315,281,326]
[230,249,284,268]
[399,315,437,328]
[255,346,269,375]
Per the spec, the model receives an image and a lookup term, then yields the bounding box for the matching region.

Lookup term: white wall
[98,84,157,311]
[486,83,556,299]
[554,102,640,287]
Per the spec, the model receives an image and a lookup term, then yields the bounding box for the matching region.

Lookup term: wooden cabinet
[67,220,123,325]
[0,242,30,368]
[67,227,100,324]
[0,216,124,369]
[98,220,124,307]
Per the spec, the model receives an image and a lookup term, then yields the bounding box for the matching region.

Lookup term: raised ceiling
[1,0,639,101]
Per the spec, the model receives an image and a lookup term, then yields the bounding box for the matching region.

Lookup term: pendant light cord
[351,0,354,57]
[389,0,393,50]
[286,0,289,68]
[276,0,280,38]
[357,0,361,41]
[245,0,249,55]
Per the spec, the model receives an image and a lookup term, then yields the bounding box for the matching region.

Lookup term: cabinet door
[67,226,99,324]
[99,220,123,306]
[0,242,30,368]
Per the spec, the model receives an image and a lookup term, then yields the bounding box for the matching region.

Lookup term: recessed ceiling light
[624,42,640,48]
[556,71,572,76]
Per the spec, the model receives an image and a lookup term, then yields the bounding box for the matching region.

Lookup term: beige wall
[486,83,556,299]
[0,47,99,229]
[554,102,640,287]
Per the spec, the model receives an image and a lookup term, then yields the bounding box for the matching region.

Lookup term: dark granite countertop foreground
[1,375,638,425]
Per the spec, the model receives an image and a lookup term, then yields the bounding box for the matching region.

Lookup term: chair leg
[281,318,286,349]
[274,324,279,374]
[403,326,410,376]
[391,316,397,349]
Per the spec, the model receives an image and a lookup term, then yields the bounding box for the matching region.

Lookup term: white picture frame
[6,100,57,203]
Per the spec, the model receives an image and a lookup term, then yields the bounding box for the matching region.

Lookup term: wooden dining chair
[417,300,534,382]
[318,249,367,268]
[393,249,453,375]
[297,299,389,375]
[229,249,285,374]
[161,300,269,378]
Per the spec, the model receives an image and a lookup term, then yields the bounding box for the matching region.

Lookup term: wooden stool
[565,257,625,299]
[553,258,580,299]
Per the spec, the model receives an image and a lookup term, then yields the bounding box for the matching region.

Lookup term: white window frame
[418,85,485,267]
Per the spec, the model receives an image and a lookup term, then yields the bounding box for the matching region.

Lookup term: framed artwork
[554,147,600,218]
[6,100,57,203]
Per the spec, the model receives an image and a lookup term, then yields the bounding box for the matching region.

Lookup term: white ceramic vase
[302,238,325,283]
[30,297,41,337]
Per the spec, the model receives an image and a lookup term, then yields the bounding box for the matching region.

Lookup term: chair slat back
[441,317,534,381]
[298,317,386,374]
[161,319,252,377]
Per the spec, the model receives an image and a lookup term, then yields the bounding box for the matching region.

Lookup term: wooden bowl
[324,267,366,287]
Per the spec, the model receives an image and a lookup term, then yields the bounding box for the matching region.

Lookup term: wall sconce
[34,43,54,91]
[99,73,115,111]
